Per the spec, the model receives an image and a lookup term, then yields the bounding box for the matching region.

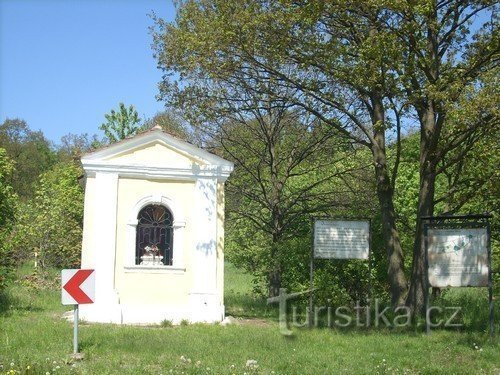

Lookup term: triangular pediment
[81,128,233,170]
[103,140,204,168]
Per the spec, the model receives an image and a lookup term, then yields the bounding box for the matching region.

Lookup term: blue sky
[0,0,176,144]
[1,2,493,145]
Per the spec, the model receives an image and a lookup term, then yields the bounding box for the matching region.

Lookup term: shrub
[10,162,84,269]
[160,319,173,328]
[0,148,17,291]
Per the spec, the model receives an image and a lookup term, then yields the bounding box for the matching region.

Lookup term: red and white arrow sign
[61,269,95,305]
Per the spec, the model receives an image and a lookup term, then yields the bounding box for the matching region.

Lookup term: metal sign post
[367,226,372,304]
[73,305,79,354]
[423,222,431,334]
[487,221,494,339]
[309,218,315,328]
[61,269,95,357]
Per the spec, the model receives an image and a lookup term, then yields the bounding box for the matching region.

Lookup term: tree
[371,1,499,312]
[153,0,498,309]
[0,118,56,199]
[0,148,17,290]
[154,33,366,295]
[58,133,102,161]
[221,110,366,296]
[99,103,141,143]
[433,73,500,286]
[142,111,200,145]
[153,0,409,305]
[153,11,372,296]
[10,162,84,268]
[436,78,500,217]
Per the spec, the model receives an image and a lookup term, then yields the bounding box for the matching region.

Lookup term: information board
[427,227,489,287]
[313,220,370,259]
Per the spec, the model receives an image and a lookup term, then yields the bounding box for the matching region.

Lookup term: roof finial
[152,124,162,131]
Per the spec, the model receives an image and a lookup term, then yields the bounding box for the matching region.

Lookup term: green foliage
[222,112,372,297]
[436,288,494,333]
[154,0,498,308]
[152,0,410,301]
[0,118,56,199]
[57,132,102,161]
[10,162,84,268]
[99,102,141,143]
[389,73,500,277]
[154,4,381,297]
[391,133,420,266]
[434,74,499,283]
[0,148,17,291]
[0,240,15,292]
[0,149,16,228]
[160,319,174,328]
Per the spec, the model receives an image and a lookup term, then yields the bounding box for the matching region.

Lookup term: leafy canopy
[100,102,141,143]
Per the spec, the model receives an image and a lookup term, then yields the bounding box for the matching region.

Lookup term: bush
[0,243,14,291]
[0,148,17,291]
[436,288,497,332]
[160,319,174,328]
[10,162,84,269]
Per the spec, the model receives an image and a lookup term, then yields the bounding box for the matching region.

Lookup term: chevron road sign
[61,269,95,305]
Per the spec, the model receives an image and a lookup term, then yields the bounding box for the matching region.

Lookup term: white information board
[313,220,370,259]
[427,227,489,287]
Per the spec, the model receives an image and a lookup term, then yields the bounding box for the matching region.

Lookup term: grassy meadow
[0,264,498,374]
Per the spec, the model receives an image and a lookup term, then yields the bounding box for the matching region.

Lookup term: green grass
[224,262,276,319]
[0,265,498,374]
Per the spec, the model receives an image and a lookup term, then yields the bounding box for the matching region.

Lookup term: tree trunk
[405,3,445,315]
[268,235,283,297]
[268,265,282,298]
[406,104,439,314]
[371,97,407,307]
[267,120,285,298]
[372,144,408,307]
[406,169,435,314]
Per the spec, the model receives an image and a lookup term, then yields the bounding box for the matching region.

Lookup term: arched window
[135,204,173,266]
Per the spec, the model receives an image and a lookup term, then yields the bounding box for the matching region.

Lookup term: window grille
[135,204,173,266]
